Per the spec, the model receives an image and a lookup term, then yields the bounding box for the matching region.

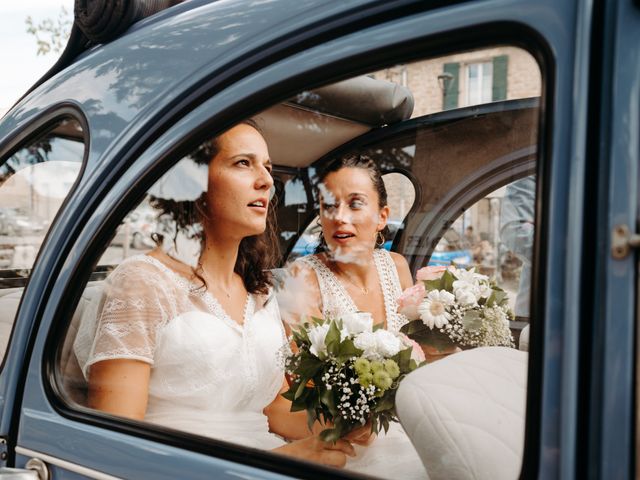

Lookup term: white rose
[455,288,477,306]
[342,312,373,335]
[478,284,493,299]
[452,279,477,294]
[354,331,379,360]
[374,329,402,357]
[308,324,330,357]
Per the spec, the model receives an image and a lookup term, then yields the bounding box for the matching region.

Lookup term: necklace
[333,263,370,294]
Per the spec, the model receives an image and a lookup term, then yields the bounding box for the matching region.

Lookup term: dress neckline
[133,254,253,333]
[307,250,394,328]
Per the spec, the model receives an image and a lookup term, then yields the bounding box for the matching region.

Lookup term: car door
[588,0,640,478]
[0,0,602,478]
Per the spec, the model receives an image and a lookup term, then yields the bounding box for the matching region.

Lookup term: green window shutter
[442,62,459,110]
[492,55,508,101]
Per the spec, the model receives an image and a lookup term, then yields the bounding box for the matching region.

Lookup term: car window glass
[57,46,540,479]
[288,172,415,260]
[0,117,84,363]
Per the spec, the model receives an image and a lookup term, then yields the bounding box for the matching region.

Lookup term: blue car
[0,0,637,479]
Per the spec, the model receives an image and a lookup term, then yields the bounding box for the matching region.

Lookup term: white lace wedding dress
[298,249,428,479]
[74,254,287,449]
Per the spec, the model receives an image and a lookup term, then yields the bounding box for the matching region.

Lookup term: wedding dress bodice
[298,249,427,479]
[299,249,409,333]
[74,255,286,448]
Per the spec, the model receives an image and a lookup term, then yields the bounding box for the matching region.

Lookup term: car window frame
[0,105,89,374]
[31,25,554,480]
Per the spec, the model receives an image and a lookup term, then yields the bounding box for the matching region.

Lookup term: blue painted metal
[596,0,640,477]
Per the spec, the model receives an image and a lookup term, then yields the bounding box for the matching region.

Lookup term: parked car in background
[0,0,637,479]
[111,207,157,250]
[0,207,44,236]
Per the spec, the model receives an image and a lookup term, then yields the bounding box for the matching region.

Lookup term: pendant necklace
[334,263,369,294]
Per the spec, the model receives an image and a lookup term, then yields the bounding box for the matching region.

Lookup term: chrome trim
[15,447,123,480]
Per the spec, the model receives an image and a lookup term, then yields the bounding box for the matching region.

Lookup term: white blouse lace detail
[299,249,408,333]
[73,254,286,445]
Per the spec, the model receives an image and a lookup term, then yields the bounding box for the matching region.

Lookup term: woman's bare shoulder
[388,251,413,289]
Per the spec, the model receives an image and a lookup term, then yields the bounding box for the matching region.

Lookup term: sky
[0,0,74,115]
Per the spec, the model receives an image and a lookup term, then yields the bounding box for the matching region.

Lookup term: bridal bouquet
[281,313,421,442]
[398,266,514,351]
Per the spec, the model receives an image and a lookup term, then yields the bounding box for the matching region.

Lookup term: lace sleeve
[74,257,177,379]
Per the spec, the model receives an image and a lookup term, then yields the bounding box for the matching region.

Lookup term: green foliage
[25,6,72,56]
[400,320,457,351]
[282,317,420,442]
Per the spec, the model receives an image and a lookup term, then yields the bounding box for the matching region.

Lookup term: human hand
[344,421,376,446]
[276,435,355,468]
[422,344,462,363]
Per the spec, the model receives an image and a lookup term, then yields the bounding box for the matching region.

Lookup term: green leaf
[306,409,318,432]
[461,310,483,331]
[424,278,442,291]
[296,355,323,378]
[294,380,309,400]
[293,326,310,344]
[320,428,342,443]
[489,289,507,306]
[373,394,395,413]
[325,320,342,356]
[441,270,455,291]
[320,385,338,416]
[381,416,390,434]
[392,347,412,371]
[400,320,430,336]
[281,387,296,401]
[336,339,363,362]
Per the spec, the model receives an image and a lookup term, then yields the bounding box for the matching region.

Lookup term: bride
[73,121,362,467]
[279,153,428,478]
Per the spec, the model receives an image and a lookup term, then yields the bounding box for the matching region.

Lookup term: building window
[467,61,493,106]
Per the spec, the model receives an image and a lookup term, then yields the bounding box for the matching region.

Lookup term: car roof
[0,0,413,169]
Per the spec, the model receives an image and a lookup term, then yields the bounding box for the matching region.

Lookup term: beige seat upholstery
[518,325,530,352]
[0,287,23,359]
[59,283,104,405]
[0,283,102,406]
[395,347,527,480]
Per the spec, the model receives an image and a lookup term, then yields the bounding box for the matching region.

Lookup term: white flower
[354,331,379,360]
[340,326,351,342]
[455,287,477,306]
[455,267,488,284]
[419,290,454,329]
[342,312,373,335]
[478,283,493,299]
[308,324,330,357]
[373,329,402,357]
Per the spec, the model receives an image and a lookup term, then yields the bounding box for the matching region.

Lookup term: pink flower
[397,283,426,320]
[416,265,448,281]
[397,332,427,363]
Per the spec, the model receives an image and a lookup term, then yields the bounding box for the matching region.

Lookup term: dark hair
[150,119,280,295]
[314,153,388,253]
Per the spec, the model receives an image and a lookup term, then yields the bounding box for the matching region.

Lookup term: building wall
[373,46,541,117]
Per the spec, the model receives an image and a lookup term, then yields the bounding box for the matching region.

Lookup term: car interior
[0,50,540,479]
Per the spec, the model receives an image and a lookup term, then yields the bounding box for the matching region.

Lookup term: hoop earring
[376,231,385,247]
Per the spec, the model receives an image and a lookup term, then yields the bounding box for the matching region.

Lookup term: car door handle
[611,224,640,259]
[0,458,48,480]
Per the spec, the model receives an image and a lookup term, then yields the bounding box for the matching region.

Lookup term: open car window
[0,117,84,364]
[56,46,541,479]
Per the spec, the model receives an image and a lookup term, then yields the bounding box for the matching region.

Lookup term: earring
[376,231,385,247]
